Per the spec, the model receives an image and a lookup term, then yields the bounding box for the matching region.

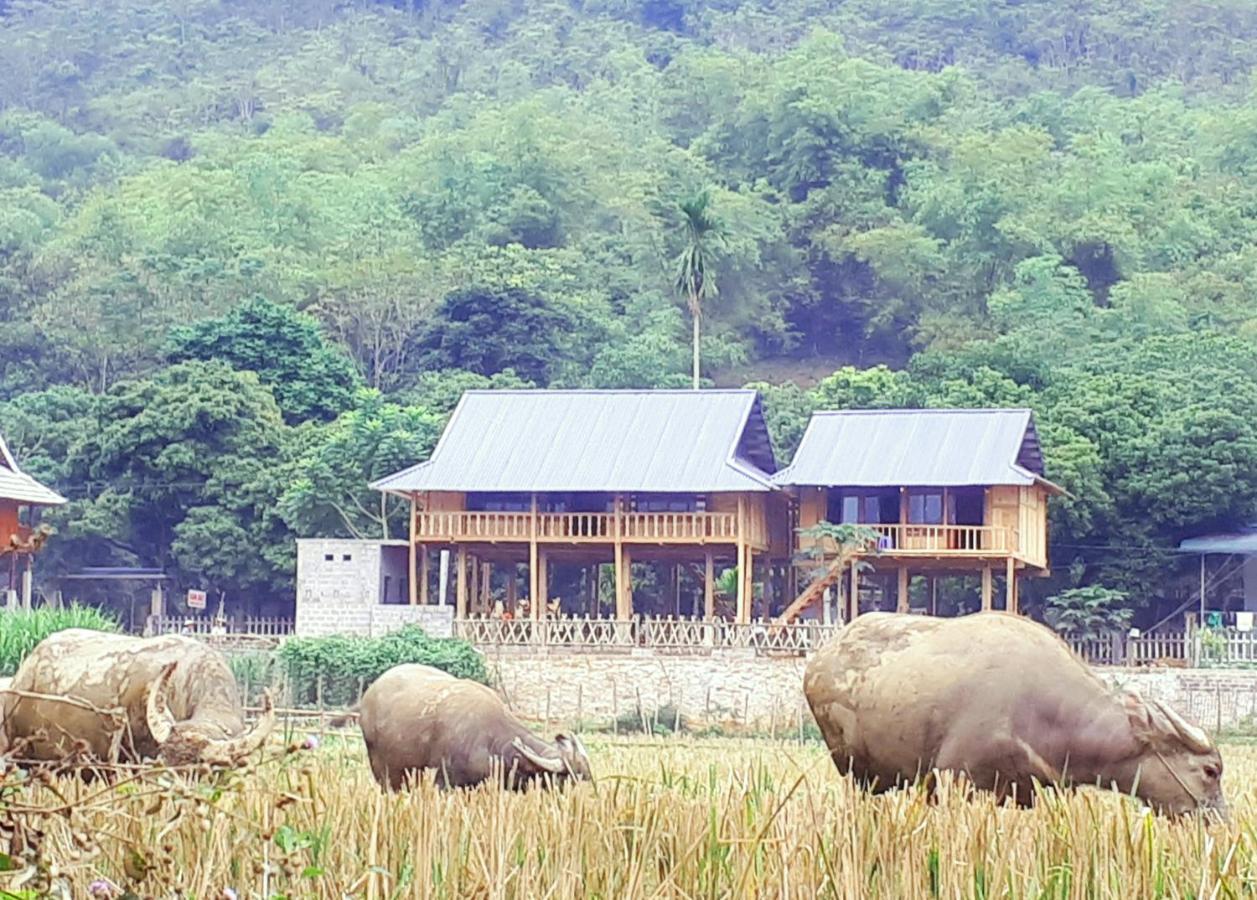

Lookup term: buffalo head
[1123,692,1225,819]
[508,733,592,785]
[145,662,275,767]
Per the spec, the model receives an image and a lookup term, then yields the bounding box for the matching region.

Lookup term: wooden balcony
[414,511,749,545]
[858,524,1018,557]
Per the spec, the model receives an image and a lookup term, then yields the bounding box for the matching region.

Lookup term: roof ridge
[810,407,1033,416]
[460,388,759,397]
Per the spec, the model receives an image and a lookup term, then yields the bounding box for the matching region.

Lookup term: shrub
[277,625,487,707]
[0,605,120,676]
[1044,586,1132,639]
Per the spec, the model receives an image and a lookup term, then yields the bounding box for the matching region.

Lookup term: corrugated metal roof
[373,389,777,494]
[0,434,65,506]
[774,408,1050,489]
[1178,527,1257,555]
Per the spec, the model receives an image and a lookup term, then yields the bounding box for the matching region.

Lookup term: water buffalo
[804,612,1225,817]
[359,663,591,790]
[1,629,274,767]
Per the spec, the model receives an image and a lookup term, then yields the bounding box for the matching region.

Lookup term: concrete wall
[482,644,1257,733]
[295,538,453,638]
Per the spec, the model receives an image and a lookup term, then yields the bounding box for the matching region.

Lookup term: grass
[0,605,119,676]
[4,735,1257,898]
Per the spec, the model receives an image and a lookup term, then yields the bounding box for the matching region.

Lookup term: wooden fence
[1066,628,1257,668]
[454,616,838,655]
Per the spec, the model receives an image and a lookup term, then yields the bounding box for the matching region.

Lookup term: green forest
[3,0,1257,624]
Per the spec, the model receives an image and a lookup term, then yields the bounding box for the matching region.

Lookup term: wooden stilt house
[372,389,782,623]
[0,433,66,605]
[775,408,1063,620]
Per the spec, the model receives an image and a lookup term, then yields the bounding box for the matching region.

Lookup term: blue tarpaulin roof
[1178,527,1257,555]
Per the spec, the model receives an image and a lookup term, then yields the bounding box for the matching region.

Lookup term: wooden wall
[0,502,18,544]
[1017,485,1049,569]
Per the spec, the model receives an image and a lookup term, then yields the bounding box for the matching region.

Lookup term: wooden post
[456,545,468,619]
[621,547,633,619]
[981,566,992,611]
[736,495,748,624]
[849,559,860,623]
[614,494,626,620]
[506,565,517,613]
[538,551,549,620]
[530,494,539,620]
[1005,555,1015,613]
[419,545,430,605]
[481,561,492,613]
[897,567,909,613]
[742,551,755,623]
[409,497,419,606]
[469,553,480,614]
[704,550,715,620]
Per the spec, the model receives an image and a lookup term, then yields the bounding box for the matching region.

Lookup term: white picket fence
[1067,628,1257,667]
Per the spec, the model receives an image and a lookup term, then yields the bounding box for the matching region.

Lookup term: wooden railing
[454,615,838,655]
[146,616,295,638]
[415,511,745,544]
[862,524,1017,555]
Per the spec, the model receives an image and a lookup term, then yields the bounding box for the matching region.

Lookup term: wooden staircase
[777,555,851,624]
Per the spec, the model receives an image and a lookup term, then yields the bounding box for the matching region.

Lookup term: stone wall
[296,602,454,639]
[483,645,1257,733]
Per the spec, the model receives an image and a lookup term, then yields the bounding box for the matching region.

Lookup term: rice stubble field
[2,733,1256,898]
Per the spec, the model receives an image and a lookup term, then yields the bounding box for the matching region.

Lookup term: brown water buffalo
[804,612,1225,817]
[1,629,273,767]
[359,663,591,790]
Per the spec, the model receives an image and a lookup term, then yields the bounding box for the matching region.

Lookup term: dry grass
[4,735,1257,898]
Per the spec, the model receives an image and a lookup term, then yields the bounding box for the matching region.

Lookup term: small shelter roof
[0,433,66,506]
[373,389,777,494]
[774,408,1063,493]
[1178,527,1257,555]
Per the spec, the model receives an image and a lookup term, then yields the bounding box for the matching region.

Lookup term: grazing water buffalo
[1,629,273,767]
[804,612,1225,817]
[359,663,591,790]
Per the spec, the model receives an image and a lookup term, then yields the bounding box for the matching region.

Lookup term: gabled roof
[774,408,1063,493]
[0,433,66,506]
[373,389,778,494]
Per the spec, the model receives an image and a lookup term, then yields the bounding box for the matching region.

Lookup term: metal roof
[1178,527,1257,555]
[774,408,1061,491]
[373,389,777,494]
[0,433,66,506]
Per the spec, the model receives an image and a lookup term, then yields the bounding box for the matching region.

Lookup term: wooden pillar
[849,559,860,623]
[419,545,430,605]
[981,566,993,611]
[529,493,539,620]
[506,565,517,613]
[455,545,468,619]
[469,554,480,614]
[704,550,715,621]
[409,497,419,606]
[481,561,492,613]
[614,494,626,620]
[538,551,549,620]
[736,495,748,624]
[1005,555,1016,613]
[621,547,633,620]
[896,567,909,613]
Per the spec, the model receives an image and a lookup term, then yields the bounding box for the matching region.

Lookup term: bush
[0,605,120,676]
[277,625,487,707]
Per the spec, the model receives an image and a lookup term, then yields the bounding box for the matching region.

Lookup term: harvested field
[2,735,1255,898]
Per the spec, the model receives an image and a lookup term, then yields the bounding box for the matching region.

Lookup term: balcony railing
[454,615,838,655]
[415,511,746,544]
[859,524,1017,556]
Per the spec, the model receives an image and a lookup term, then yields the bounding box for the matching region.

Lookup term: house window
[468,493,530,512]
[324,553,334,562]
[828,489,899,524]
[342,553,353,562]
[908,491,944,525]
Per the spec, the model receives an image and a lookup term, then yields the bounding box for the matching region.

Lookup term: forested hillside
[4,0,1257,622]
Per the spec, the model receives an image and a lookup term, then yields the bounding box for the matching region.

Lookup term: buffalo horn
[1151,698,1213,754]
[145,662,178,745]
[203,689,276,765]
[511,737,565,774]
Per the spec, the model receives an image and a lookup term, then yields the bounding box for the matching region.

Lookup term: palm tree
[674,190,726,389]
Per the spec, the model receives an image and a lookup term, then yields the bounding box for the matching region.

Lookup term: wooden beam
[530,493,539,620]
[1005,555,1015,613]
[897,567,909,613]
[455,545,467,620]
[419,544,429,606]
[849,559,860,623]
[981,566,992,611]
[704,550,714,621]
[408,497,419,606]
[538,551,548,620]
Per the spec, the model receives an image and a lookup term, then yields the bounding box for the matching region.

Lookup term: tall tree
[673,190,725,390]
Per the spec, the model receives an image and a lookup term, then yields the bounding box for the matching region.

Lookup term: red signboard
[187,589,207,610]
